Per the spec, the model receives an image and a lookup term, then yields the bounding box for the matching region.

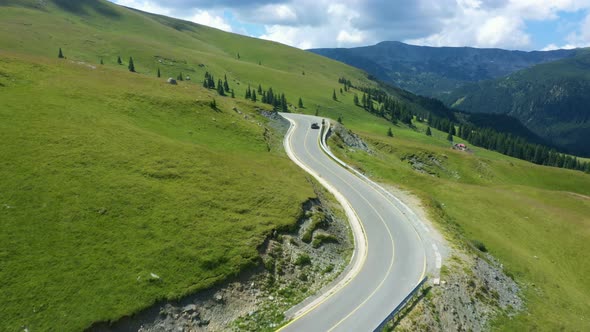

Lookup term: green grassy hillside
[1,1,589,331]
[329,121,590,331]
[0,51,317,331]
[0,0,378,121]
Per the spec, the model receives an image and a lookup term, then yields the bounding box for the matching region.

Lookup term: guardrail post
[373,277,428,332]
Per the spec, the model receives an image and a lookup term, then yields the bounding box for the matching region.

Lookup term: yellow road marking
[277,119,369,331]
[295,119,396,330]
[318,120,428,282]
[279,116,428,331]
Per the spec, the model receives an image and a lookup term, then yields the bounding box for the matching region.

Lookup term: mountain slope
[309,41,576,96]
[0,0,376,121]
[443,50,590,157]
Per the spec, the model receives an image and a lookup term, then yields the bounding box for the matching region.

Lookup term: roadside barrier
[373,277,429,332]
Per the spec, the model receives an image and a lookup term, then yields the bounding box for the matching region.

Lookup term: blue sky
[111,0,590,51]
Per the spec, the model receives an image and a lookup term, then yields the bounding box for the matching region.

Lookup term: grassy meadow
[0,52,315,331]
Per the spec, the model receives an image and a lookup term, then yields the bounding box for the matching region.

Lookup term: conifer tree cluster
[359,90,413,125]
[245,84,289,112]
[203,72,216,89]
[203,73,231,96]
[217,79,225,96]
[338,77,352,91]
[427,115,590,172]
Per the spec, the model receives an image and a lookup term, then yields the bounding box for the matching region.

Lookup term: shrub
[472,239,488,252]
[294,253,311,266]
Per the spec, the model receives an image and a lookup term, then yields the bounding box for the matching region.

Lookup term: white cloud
[407,0,590,50]
[541,12,590,50]
[188,10,232,32]
[564,13,590,47]
[111,1,590,50]
[259,1,368,48]
[114,0,172,15]
[477,16,529,47]
[112,0,233,32]
[541,43,560,51]
[248,4,298,25]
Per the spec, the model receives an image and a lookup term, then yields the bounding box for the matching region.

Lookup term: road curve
[279,113,427,332]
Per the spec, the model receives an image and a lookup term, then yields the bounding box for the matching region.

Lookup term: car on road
[311,123,320,129]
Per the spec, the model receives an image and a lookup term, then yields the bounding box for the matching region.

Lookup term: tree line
[245,84,289,112]
[428,115,590,172]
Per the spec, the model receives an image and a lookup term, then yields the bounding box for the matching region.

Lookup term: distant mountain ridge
[309,41,576,96]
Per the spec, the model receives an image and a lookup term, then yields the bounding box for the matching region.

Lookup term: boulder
[167,78,177,85]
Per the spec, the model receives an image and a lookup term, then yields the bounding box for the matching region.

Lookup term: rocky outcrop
[328,123,371,153]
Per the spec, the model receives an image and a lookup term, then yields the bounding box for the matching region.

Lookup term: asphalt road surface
[279,113,427,332]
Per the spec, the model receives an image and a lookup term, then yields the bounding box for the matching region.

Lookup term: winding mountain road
[279,113,435,332]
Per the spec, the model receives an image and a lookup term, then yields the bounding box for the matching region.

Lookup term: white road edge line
[319,120,442,280]
[279,116,368,323]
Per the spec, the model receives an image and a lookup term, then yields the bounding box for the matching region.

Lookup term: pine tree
[117,56,122,65]
[447,128,453,142]
[281,94,288,112]
[426,127,432,136]
[128,57,135,72]
[354,94,359,106]
[100,58,104,65]
[298,97,304,108]
[337,115,343,124]
[237,53,241,59]
[252,90,257,102]
[217,79,225,96]
[210,76,215,88]
[58,48,64,59]
[157,68,160,78]
[223,75,230,92]
[245,85,251,99]
[332,89,337,101]
[387,127,393,137]
[210,99,217,110]
[231,89,235,98]
[258,84,263,94]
